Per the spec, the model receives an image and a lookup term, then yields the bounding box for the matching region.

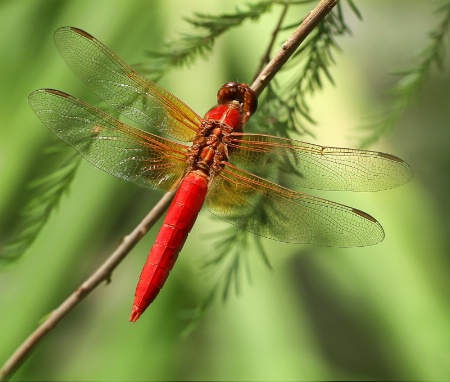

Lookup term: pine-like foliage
[139,1,274,80]
[2,0,448,327]
[175,0,364,329]
[360,0,450,148]
[0,144,81,265]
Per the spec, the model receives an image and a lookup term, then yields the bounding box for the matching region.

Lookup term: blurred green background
[1,0,449,380]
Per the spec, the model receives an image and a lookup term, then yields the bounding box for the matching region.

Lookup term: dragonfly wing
[206,163,384,247]
[228,133,412,191]
[29,89,187,191]
[54,26,201,142]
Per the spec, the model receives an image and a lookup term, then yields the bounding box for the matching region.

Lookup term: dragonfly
[29,27,412,322]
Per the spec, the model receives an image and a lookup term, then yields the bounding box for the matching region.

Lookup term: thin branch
[0,1,339,380]
[251,0,339,95]
[253,2,289,80]
[0,192,174,381]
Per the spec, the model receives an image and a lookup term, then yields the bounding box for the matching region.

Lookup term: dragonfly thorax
[187,98,252,178]
[187,121,227,177]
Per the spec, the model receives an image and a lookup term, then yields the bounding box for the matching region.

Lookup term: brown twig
[0,192,174,381]
[0,1,339,380]
[253,2,289,82]
[251,0,339,96]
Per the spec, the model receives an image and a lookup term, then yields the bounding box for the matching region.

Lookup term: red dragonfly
[29,27,412,322]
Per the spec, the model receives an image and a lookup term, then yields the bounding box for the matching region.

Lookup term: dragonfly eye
[217,82,258,117]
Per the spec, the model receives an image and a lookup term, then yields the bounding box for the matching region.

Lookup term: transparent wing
[206,163,384,247]
[54,26,201,142]
[227,133,412,191]
[28,89,188,191]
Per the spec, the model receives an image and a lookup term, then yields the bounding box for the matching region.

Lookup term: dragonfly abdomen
[130,171,208,322]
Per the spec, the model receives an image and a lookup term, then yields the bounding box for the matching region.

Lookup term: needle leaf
[359,0,450,148]
[138,1,275,80]
[0,143,81,266]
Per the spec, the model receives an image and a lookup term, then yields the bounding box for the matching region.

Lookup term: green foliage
[139,1,274,80]
[0,0,358,275]
[251,0,362,138]
[0,144,81,266]
[181,225,271,337]
[0,0,403,309]
[196,0,362,316]
[136,0,367,321]
[132,0,366,334]
[2,0,448,338]
[360,0,450,148]
[195,0,450,318]
[2,1,450,381]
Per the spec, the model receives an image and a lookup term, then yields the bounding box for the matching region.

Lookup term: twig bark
[0,192,174,381]
[0,0,339,380]
[253,2,289,82]
[251,0,339,96]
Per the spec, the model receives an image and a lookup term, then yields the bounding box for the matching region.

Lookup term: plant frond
[183,1,361,323]
[181,225,271,337]
[249,0,359,139]
[139,1,275,80]
[346,0,362,21]
[202,226,271,299]
[360,0,450,148]
[9,0,362,321]
[0,143,81,266]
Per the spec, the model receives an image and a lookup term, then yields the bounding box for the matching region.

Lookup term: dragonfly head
[217,82,258,124]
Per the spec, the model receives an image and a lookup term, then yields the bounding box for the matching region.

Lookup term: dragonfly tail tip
[129,307,142,323]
